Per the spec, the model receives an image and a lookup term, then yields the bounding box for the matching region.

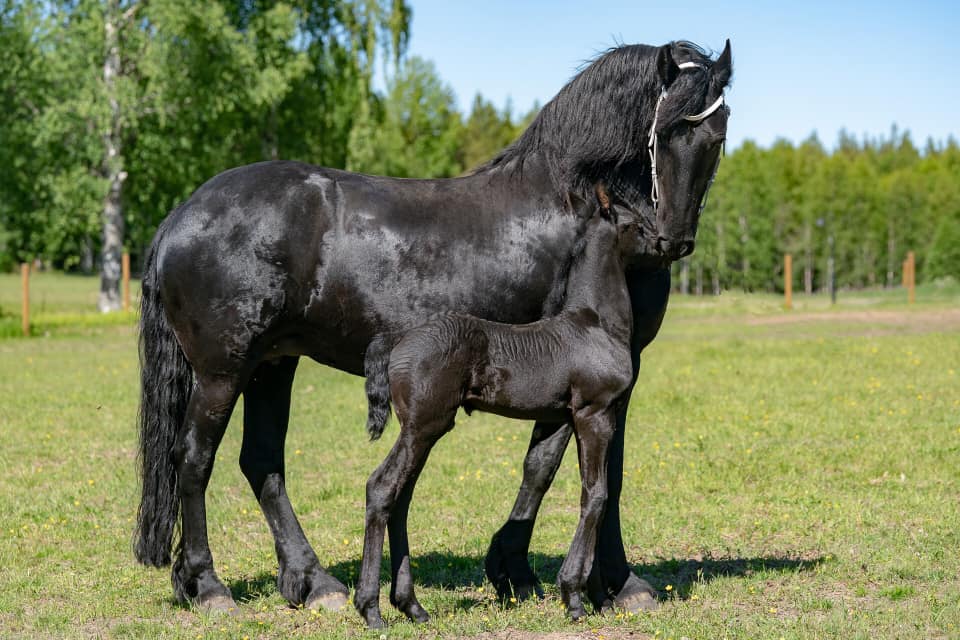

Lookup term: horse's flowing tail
[134,223,192,567]
[364,334,394,441]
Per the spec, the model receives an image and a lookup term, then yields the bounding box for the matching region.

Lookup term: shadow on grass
[226,551,825,607]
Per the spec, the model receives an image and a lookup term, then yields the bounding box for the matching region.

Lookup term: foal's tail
[364,334,395,441]
[134,219,192,567]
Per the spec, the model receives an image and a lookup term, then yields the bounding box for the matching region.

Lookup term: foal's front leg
[557,406,616,621]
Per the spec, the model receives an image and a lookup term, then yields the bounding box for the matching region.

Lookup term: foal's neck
[561,218,632,340]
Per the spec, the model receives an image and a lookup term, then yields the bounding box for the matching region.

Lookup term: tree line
[2,1,957,308]
[685,129,960,295]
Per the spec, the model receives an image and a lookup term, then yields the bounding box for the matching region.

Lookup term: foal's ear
[656,43,679,87]
[711,39,733,91]
[594,183,618,223]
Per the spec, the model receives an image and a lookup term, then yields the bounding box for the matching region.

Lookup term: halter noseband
[647,60,726,212]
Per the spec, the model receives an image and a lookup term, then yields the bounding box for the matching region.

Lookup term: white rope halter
[647,60,726,210]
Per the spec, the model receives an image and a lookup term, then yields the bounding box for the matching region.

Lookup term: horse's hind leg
[239,357,348,610]
[486,420,572,601]
[172,374,241,611]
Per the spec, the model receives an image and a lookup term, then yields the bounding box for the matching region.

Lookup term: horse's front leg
[587,267,671,613]
[486,420,573,601]
[172,375,240,611]
[557,406,616,621]
[240,357,348,610]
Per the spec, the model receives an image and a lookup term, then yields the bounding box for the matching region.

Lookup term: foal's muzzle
[656,237,695,260]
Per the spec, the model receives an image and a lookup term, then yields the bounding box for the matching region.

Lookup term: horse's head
[647,40,732,261]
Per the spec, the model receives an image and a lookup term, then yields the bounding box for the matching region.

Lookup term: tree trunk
[804,222,813,294]
[679,260,689,295]
[738,212,750,291]
[886,214,896,288]
[715,218,725,294]
[695,262,703,296]
[98,0,126,312]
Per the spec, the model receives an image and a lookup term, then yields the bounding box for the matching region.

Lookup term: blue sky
[401,0,959,150]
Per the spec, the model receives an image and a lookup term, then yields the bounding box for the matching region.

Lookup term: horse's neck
[561,221,632,337]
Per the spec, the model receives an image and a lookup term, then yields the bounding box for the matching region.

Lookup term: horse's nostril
[679,241,695,258]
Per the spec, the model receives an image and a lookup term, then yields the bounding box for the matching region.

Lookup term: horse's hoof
[306,591,349,612]
[404,603,430,624]
[513,582,545,602]
[614,573,659,612]
[199,595,238,615]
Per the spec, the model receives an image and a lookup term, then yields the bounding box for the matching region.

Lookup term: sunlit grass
[0,284,958,638]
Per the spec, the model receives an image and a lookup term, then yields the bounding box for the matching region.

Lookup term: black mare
[134,40,732,614]
[357,199,659,627]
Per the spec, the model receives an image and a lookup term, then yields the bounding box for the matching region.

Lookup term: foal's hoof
[404,603,430,624]
[364,614,387,629]
[568,603,588,622]
[306,591,349,612]
[614,573,660,613]
[198,595,238,615]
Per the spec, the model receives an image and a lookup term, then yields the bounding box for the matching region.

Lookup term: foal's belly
[462,397,570,424]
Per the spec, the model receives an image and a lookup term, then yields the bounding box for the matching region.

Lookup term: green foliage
[3,3,957,291]
[690,131,960,292]
[0,0,412,274]
[362,56,463,178]
[458,94,526,172]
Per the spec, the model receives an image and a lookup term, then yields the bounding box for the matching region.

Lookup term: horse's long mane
[477,41,718,202]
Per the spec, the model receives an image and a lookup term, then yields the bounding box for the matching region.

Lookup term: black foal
[355,199,652,628]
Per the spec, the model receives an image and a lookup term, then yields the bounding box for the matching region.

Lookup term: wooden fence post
[784,253,792,310]
[21,263,30,337]
[907,251,916,304]
[122,251,131,313]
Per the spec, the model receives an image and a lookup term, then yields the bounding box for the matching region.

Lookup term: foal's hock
[357,204,648,627]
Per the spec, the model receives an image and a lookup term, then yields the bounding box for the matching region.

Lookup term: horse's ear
[656,44,679,87]
[711,39,733,90]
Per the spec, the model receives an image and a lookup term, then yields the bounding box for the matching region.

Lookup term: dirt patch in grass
[470,629,650,640]
[746,308,960,331]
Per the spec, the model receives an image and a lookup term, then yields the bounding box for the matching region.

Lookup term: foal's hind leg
[240,357,348,610]
[486,420,572,601]
[171,375,240,611]
[386,413,453,623]
[355,412,452,628]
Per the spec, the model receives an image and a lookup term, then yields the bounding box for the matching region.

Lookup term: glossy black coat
[134,39,732,615]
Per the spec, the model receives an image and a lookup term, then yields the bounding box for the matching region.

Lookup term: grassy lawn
[0,274,958,638]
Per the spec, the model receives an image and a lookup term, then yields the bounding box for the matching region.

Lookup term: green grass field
[0,273,958,639]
